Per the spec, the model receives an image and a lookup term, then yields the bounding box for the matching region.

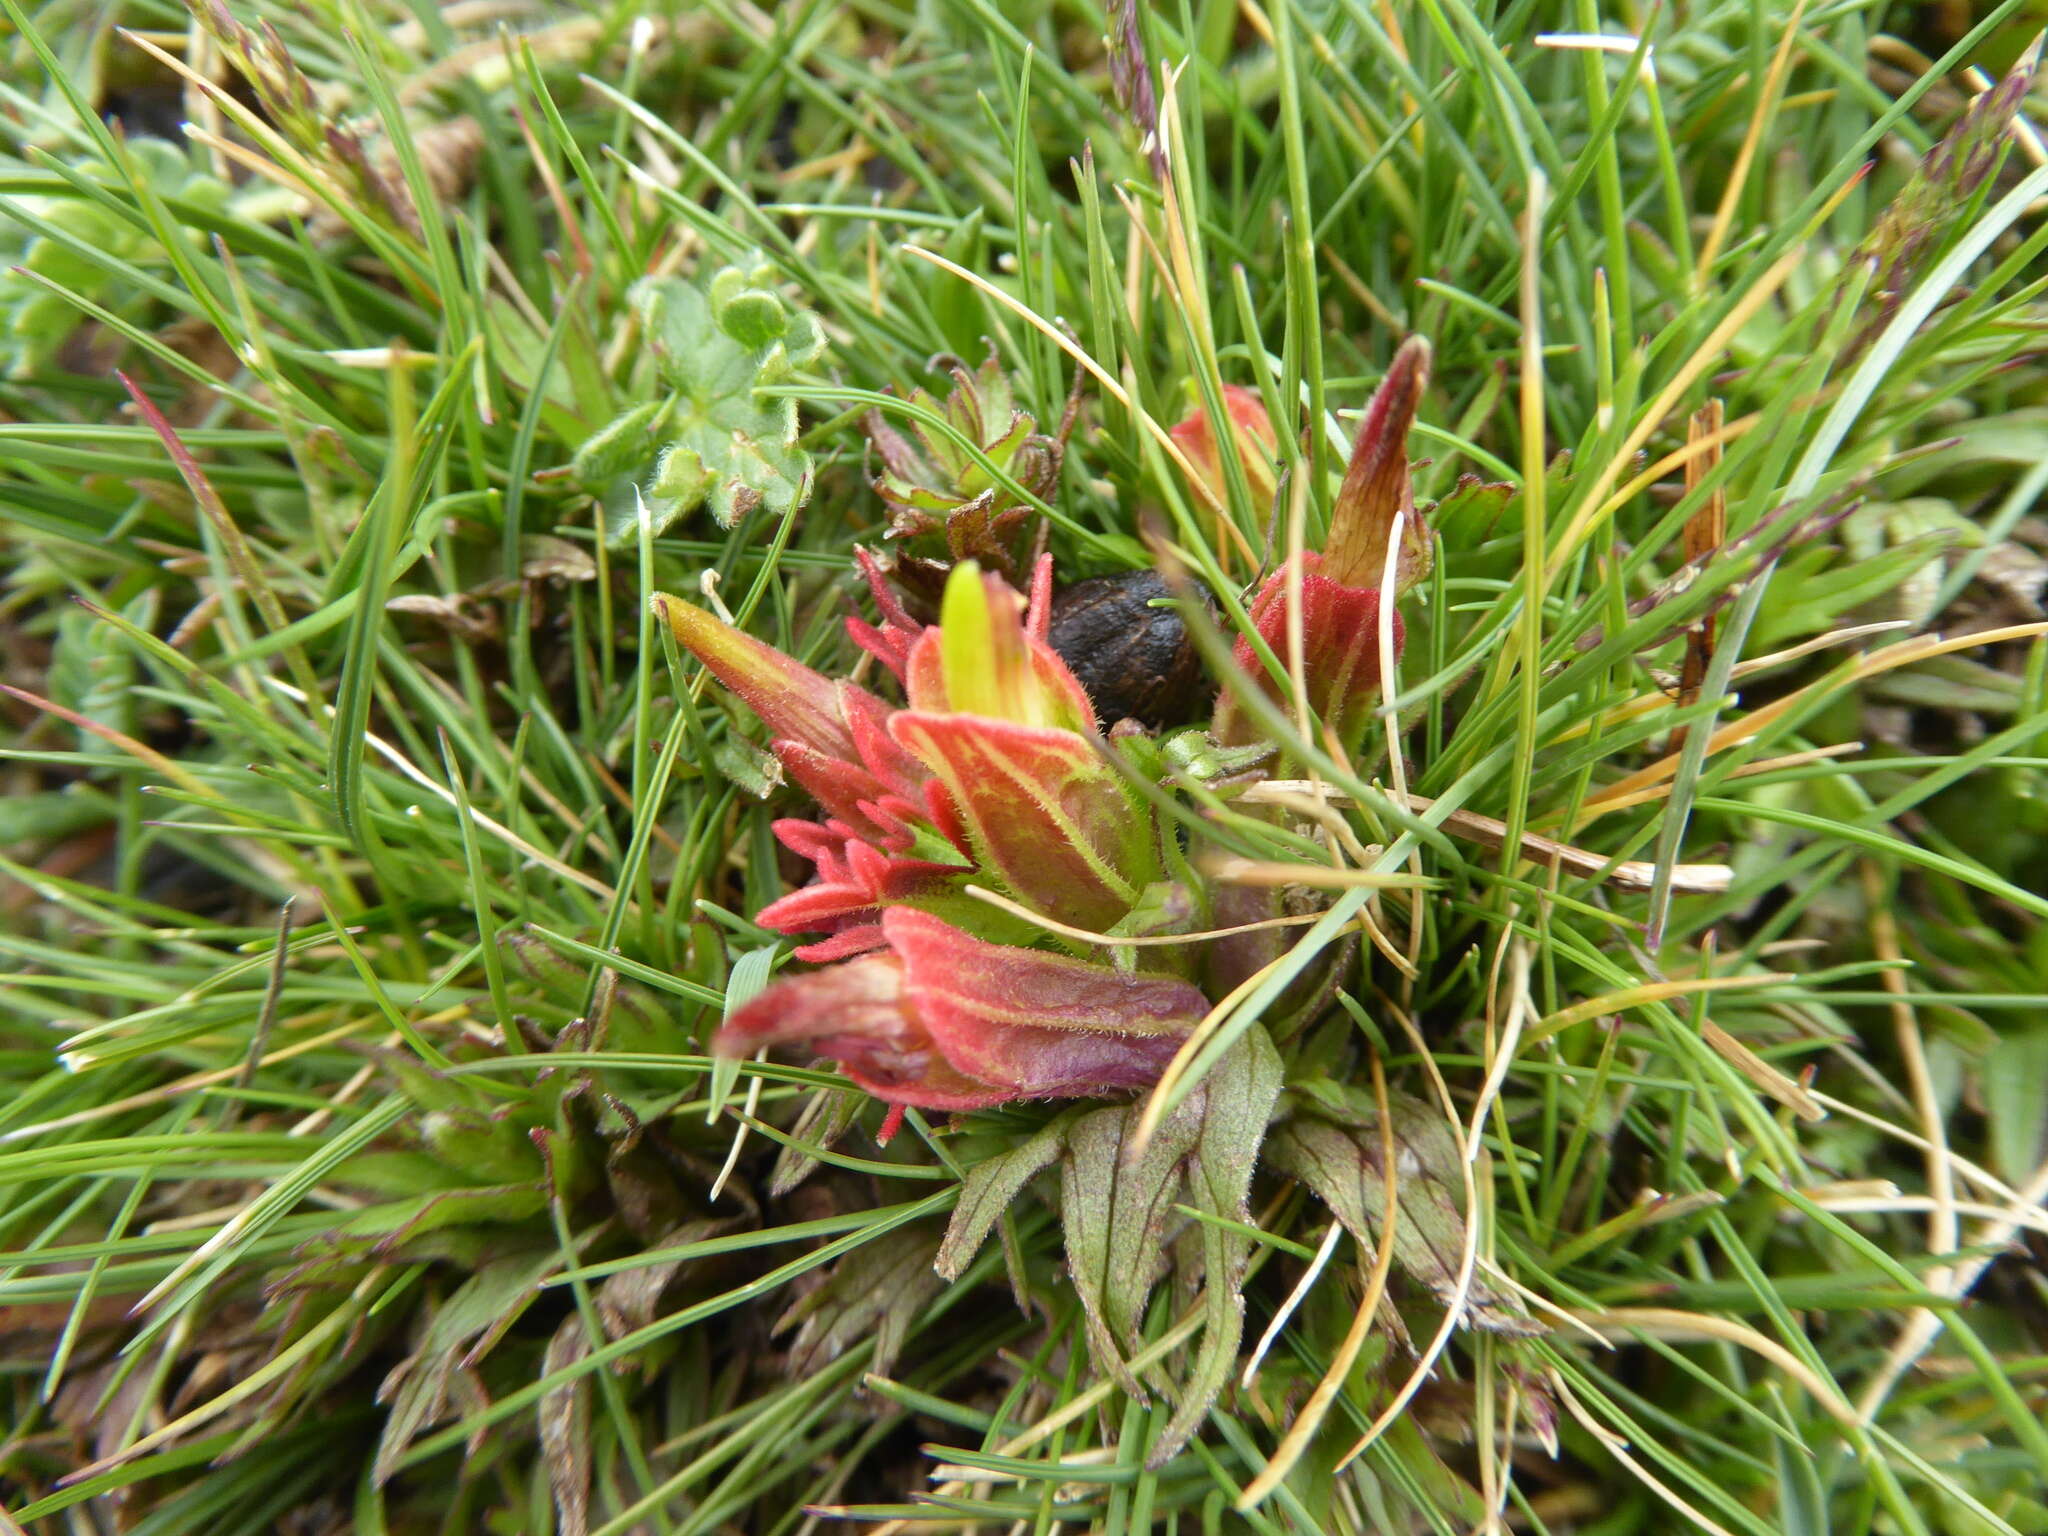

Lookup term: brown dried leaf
[539,1318,592,1536]
[595,1217,735,1342]
[520,535,598,583]
[385,592,500,644]
[774,1222,945,1379]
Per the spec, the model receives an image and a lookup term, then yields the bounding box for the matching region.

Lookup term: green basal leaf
[1152,1021,1284,1465]
[1270,1086,1534,1334]
[935,1110,1072,1286]
[1060,1093,1202,1398]
[582,255,826,544]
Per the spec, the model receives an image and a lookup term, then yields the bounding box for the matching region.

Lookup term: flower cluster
[659,338,1434,1121]
[658,554,1206,1118]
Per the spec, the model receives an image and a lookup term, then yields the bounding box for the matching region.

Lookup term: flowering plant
[653,339,1536,1470]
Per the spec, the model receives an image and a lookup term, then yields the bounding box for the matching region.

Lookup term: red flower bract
[1178,338,1434,750]
[715,908,1204,1110]
[1170,382,1280,512]
[1213,551,1404,747]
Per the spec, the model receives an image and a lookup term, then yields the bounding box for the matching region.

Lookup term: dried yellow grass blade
[1701,1020,1824,1121]
[961,883,1327,948]
[1238,781,1735,893]
[1549,744,1862,821]
[1528,974,1785,1044]
[1693,0,1811,284]
[1569,621,2048,829]
[1200,857,1436,891]
[1127,951,1291,1156]
[1567,1305,1859,1428]
[1546,170,1867,580]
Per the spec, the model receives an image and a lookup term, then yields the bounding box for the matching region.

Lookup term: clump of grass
[3,0,2048,1531]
